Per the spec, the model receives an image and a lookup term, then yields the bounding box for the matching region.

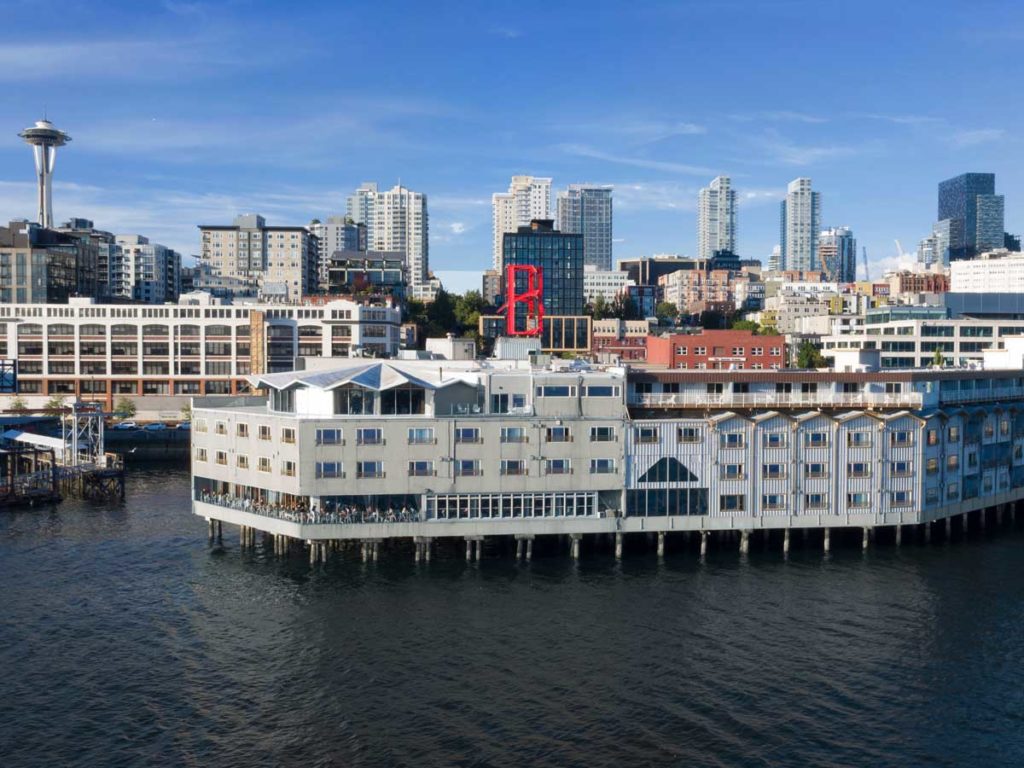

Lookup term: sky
[0,0,1022,294]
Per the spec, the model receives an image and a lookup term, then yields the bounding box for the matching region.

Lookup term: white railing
[629,392,924,409]
[938,387,1024,404]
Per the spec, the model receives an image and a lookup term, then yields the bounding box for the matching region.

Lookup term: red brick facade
[645,329,785,370]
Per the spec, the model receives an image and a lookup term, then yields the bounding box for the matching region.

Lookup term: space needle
[19,119,71,229]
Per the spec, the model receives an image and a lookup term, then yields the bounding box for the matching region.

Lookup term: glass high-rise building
[698,176,737,259]
[818,227,857,283]
[556,185,613,269]
[779,178,821,272]
[501,220,584,333]
[937,173,1003,260]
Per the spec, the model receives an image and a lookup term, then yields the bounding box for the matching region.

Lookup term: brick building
[645,329,784,370]
[592,319,650,361]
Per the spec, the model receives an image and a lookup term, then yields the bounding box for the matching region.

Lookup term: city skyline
[0,2,1020,293]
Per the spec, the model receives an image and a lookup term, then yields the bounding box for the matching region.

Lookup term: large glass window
[380,386,425,415]
[333,387,375,415]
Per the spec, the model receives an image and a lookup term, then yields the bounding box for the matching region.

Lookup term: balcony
[630,391,925,410]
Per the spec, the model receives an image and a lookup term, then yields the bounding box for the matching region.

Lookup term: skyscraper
[346,182,377,232]
[697,176,737,259]
[937,173,1004,260]
[345,183,430,290]
[556,184,613,270]
[492,175,551,270]
[502,219,584,332]
[779,178,821,272]
[818,227,857,283]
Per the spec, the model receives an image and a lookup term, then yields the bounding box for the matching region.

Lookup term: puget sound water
[1,466,1023,767]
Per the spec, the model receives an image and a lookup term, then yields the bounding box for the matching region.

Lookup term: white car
[112,421,138,430]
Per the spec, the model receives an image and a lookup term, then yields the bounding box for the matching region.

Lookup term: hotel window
[762,432,786,448]
[927,429,939,446]
[584,385,619,397]
[215,451,227,466]
[455,427,480,444]
[1000,420,1011,437]
[195,448,207,462]
[891,461,912,476]
[590,458,615,474]
[947,482,959,499]
[891,490,912,507]
[590,426,616,442]
[948,426,960,442]
[926,458,939,474]
[281,427,296,444]
[805,463,828,478]
[695,346,706,355]
[236,423,249,438]
[258,425,271,441]
[537,385,575,397]
[678,427,701,443]
[500,459,526,476]
[315,428,343,445]
[805,493,828,509]
[545,459,571,475]
[847,431,871,447]
[315,461,343,478]
[258,457,271,473]
[546,426,571,443]
[762,464,785,479]
[454,459,480,476]
[214,421,227,435]
[635,426,659,444]
[720,494,745,512]
[847,492,870,508]
[356,428,383,445]
[408,427,435,445]
[281,460,296,477]
[408,460,434,477]
[720,432,744,449]
[805,432,828,448]
[762,494,786,510]
[721,464,744,480]
[501,427,527,443]
[195,419,208,433]
[890,430,913,446]
[236,455,248,469]
[848,462,871,478]
[356,461,384,479]
[947,455,960,471]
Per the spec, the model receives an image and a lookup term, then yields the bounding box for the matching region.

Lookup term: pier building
[190,359,1024,562]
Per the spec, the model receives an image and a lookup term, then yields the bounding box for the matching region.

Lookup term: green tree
[404,298,427,325]
[795,340,827,369]
[932,347,945,368]
[759,325,780,336]
[731,318,759,332]
[655,301,679,326]
[44,394,67,414]
[612,293,639,321]
[114,397,137,419]
[8,395,28,413]
[454,290,487,334]
[425,288,458,337]
[590,294,609,320]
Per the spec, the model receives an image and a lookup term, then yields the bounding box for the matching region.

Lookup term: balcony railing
[629,391,924,409]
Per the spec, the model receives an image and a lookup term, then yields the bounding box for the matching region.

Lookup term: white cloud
[730,110,828,124]
[559,144,717,176]
[750,132,871,167]
[449,222,467,235]
[613,182,698,211]
[738,188,786,207]
[947,128,1005,147]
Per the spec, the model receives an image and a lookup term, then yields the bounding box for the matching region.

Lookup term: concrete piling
[525,538,533,561]
[614,532,623,560]
[823,527,831,553]
[700,530,708,558]
[570,534,581,560]
[657,531,665,558]
[740,530,750,555]
[895,525,902,546]
[862,527,870,551]
[783,528,790,555]
[946,516,953,538]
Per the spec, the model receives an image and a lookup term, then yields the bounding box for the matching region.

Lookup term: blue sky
[0,0,1021,293]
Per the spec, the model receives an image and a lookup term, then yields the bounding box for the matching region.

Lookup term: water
[1,467,1022,767]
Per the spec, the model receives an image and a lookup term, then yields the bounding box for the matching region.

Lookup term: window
[258,457,271,473]
[455,459,480,476]
[334,388,375,415]
[847,431,872,447]
[635,426,659,444]
[720,432,744,449]
[236,455,248,469]
[1000,420,1011,437]
[500,460,526,476]
[890,430,913,446]
[455,427,480,444]
[490,393,527,414]
[847,492,870,508]
[805,432,828,448]
[926,458,939,474]
[926,488,939,504]
[380,387,425,415]
[678,427,700,443]
[720,494,745,512]
[501,427,527,443]
[762,494,786,510]
[408,428,435,445]
[762,433,786,448]
[848,462,871,478]
[214,421,227,436]
[281,460,296,477]
[722,464,744,480]
[537,385,575,397]
[236,423,249,438]
[927,429,939,446]
[545,459,571,475]
[546,426,571,443]
[891,461,912,476]
[590,458,615,474]
[707,383,724,395]
[356,461,384,479]
[408,460,434,477]
[194,419,208,433]
[195,448,207,462]
[590,426,616,442]
[316,428,343,445]
[891,490,912,507]
[762,464,785,479]
[281,427,296,444]
[316,461,343,478]
[258,425,271,441]
[356,428,383,446]
[805,463,828,478]
[805,493,828,509]
[215,451,227,466]
[270,388,295,413]
[947,455,960,471]
[584,385,619,397]
[946,482,959,499]
[948,426,960,442]
[695,346,706,355]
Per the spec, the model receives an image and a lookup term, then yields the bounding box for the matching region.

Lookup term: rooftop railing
[629,391,925,410]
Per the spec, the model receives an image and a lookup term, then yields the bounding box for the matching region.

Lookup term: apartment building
[592,319,650,361]
[492,175,552,270]
[645,330,784,370]
[583,265,633,304]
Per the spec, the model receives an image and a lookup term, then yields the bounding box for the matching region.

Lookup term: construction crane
[894,239,908,260]
[862,246,870,281]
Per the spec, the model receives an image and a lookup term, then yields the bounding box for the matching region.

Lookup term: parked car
[112,421,138,430]
[176,422,191,431]
[143,423,168,431]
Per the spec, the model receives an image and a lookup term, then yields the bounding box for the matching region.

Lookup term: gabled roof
[248,362,469,393]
